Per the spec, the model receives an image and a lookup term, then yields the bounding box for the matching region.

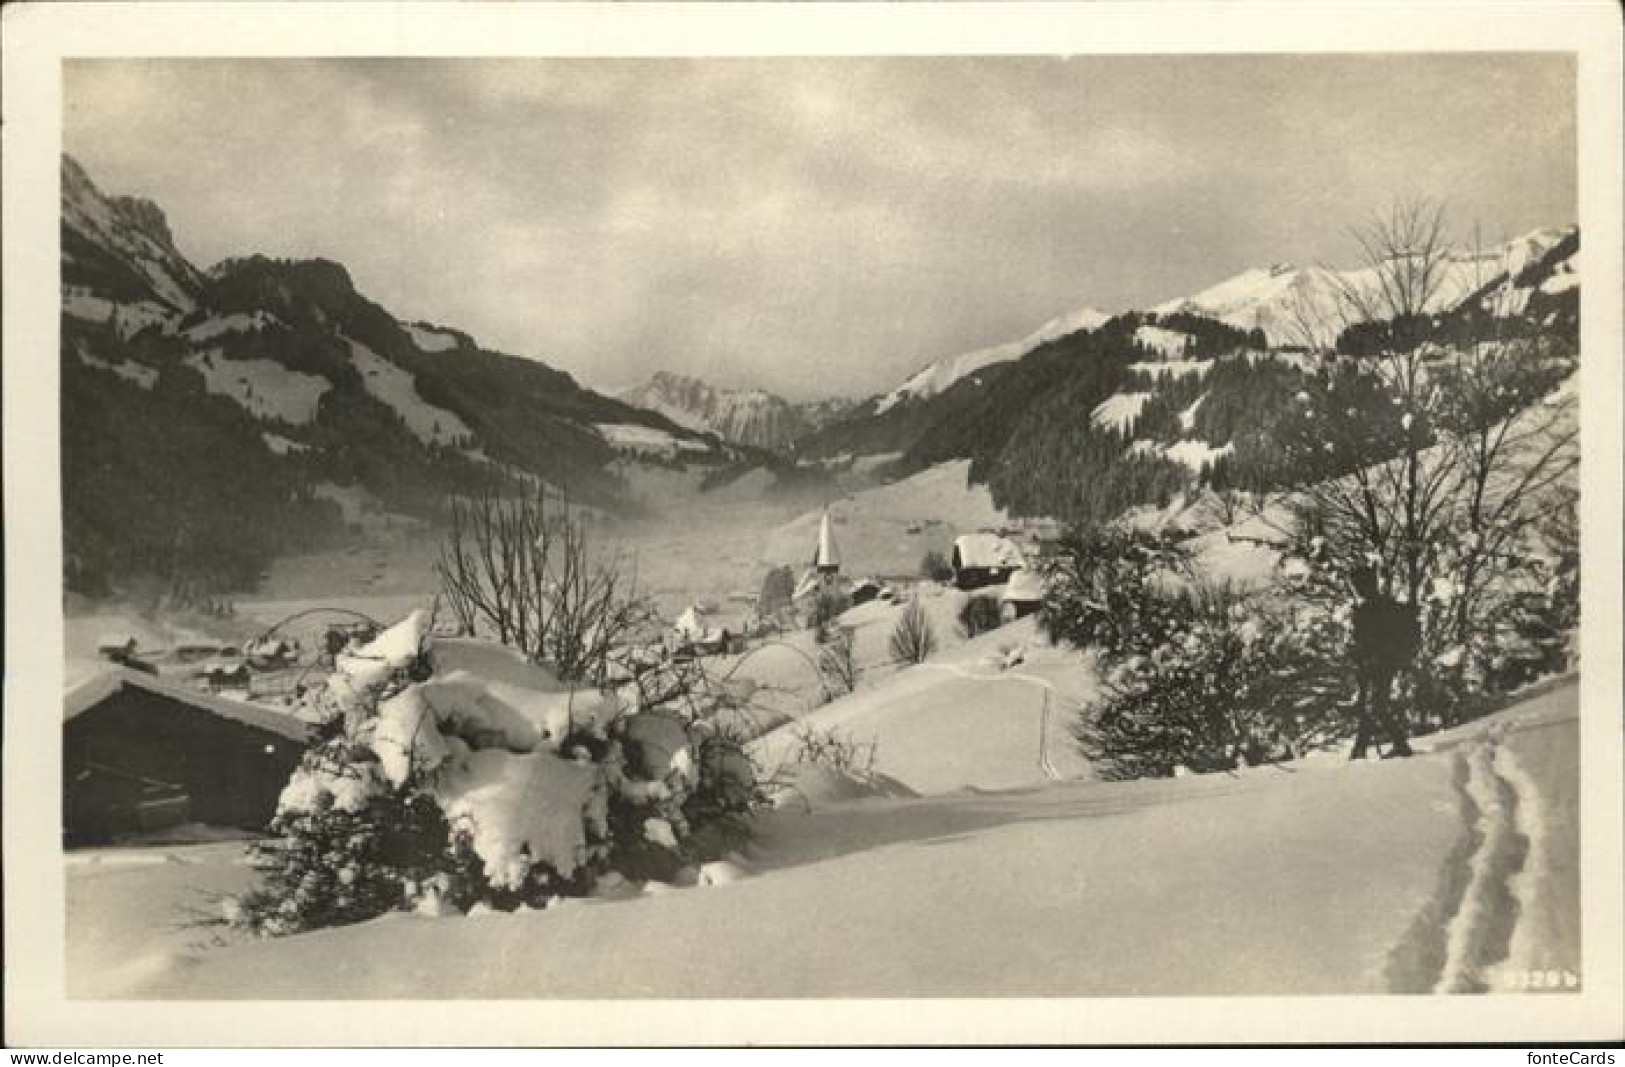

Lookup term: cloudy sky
[64,56,1574,400]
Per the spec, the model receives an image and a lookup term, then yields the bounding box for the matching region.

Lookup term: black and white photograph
[5,1,1622,1048]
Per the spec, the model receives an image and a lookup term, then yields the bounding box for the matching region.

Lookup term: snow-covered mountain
[794,302,1113,463]
[61,156,209,334]
[59,154,724,593]
[1152,227,1577,347]
[618,371,797,451]
[876,304,1111,414]
[617,371,854,452]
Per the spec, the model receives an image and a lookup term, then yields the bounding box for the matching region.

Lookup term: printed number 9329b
[1494,969,1581,991]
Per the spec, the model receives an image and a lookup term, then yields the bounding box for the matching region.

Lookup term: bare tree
[435,486,649,684]
[1335,198,1454,337]
[1269,198,1578,686]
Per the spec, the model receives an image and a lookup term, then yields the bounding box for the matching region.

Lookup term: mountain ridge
[617,370,855,452]
[59,153,728,594]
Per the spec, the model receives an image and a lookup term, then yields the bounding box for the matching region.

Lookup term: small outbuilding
[64,669,311,846]
[951,533,1026,591]
[95,633,139,660]
[1001,569,1046,622]
[850,578,894,607]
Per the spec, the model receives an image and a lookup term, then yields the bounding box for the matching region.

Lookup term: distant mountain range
[1150,227,1575,347]
[615,371,854,453]
[797,225,1578,468]
[61,148,1579,589]
[60,154,729,594]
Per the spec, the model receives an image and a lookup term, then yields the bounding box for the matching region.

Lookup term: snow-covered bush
[816,628,858,700]
[1074,584,1349,780]
[1038,526,1193,658]
[1045,530,1348,778]
[757,565,794,621]
[233,766,464,936]
[810,589,852,641]
[233,608,765,935]
[919,549,954,582]
[957,595,1003,639]
[889,597,937,665]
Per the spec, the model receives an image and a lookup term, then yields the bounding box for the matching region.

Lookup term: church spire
[814,508,841,573]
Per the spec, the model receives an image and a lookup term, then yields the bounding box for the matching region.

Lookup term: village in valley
[45,52,1599,1012]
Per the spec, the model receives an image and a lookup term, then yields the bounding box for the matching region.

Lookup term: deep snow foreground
[80,680,1579,1000]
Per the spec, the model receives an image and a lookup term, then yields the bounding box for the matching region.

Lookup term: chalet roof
[64,668,312,743]
[1002,568,1046,603]
[673,606,706,640]
[953,533,1026,571]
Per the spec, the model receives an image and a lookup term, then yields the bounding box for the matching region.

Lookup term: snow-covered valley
[44,131,1605,1038]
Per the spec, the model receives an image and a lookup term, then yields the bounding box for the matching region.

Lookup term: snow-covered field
[182,310,285,343]
[184,351,330,425]
[1090,391,1152,433]
[67,679,1580,1000]
[595,422,710,457]
[1127,357,1212,380]
[402,322,461,353]
[347,338,471,445]
[1133,324,1193,358]
[763,460,1009,577]
[76,348,158,389]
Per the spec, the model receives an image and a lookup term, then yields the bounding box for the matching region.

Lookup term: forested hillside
[60,156,726,596]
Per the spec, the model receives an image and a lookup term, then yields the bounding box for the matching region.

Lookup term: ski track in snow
[1425,725,1532,994]
[1496,740,1551,983]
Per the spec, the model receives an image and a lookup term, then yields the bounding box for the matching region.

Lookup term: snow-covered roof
[1002,569,1046,603]
[64,667,311,742]
[953,533,1025,571]
[673,606,706,640]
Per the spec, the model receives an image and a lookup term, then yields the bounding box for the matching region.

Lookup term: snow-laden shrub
[1076,592,1349,780]
[1047,531,1349,779]
[919,549,954,583]
[1038,526,1193,658]
[816,628,858,700]
[233,609,765,935]
[957,595,1003,639]
[757,565,795,621]
[810,589,852,641]
[889,598,937,665]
